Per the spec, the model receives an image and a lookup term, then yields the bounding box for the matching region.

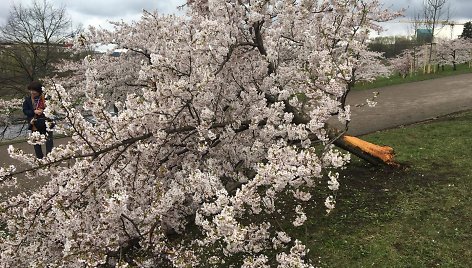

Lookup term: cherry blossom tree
[389,50,414,77]
[435,38,472,70]
[0,1,399,267]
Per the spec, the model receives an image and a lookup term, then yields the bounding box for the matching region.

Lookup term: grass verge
[303,110,472,267]
[354,63,472,90]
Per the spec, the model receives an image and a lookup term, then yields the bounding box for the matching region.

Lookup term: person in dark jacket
[23,81,54,159]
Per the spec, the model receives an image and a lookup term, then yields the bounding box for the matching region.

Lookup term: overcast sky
[1,0,471,38]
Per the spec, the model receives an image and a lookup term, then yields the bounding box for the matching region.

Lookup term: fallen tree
[0,1,400,267]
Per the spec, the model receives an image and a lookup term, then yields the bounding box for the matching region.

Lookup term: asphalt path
[344,73,472,135]
[1,73,472,196]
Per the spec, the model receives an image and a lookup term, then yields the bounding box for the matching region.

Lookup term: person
[23,81,54,159]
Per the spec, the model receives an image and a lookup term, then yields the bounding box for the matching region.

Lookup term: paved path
[1,73,472,195]
[344,73,472,135]
[0,137,70,198]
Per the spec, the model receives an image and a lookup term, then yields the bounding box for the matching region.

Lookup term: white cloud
[0,0,470,36]
[0,0,185,29]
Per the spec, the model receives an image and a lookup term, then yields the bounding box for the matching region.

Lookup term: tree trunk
[333,134,399,167]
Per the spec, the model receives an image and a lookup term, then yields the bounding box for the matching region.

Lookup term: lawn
[303,110,472,267]
[354,63,472,90]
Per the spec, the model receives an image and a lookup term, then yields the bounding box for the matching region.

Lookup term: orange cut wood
[342,135,398,166]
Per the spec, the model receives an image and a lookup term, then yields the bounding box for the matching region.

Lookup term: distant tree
[368,36,416,58]
[436,39,456,70]
[418,0,450,64]
[389,50,414,77]
[0,0,72,95]
[436,38,472,70]
[461,21,472,39]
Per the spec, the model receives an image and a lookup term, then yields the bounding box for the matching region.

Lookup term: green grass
[303,111,472,267]
[354,63,472,90]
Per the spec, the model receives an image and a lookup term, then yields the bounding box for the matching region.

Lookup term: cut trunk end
[334,135,399,167]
